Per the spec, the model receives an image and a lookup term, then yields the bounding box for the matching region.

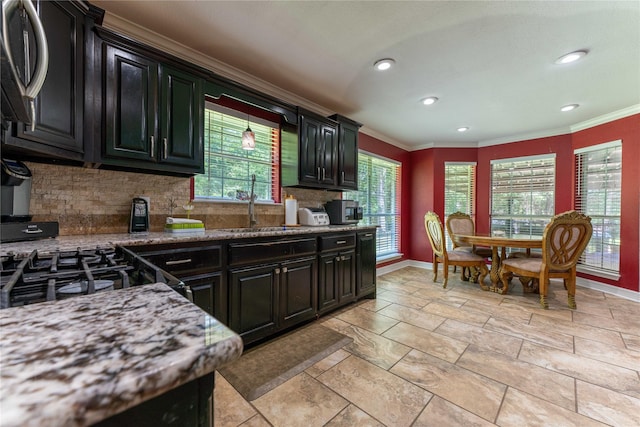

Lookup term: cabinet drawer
[228,238,317,266]
[135,244,222,275]
[319,233,356,252]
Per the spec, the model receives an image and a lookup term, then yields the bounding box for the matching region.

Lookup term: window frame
[490,154,556,242]
[344,150,401,261]
[194,100,281,204]
[444,162,477,250]
[574,140,622,279]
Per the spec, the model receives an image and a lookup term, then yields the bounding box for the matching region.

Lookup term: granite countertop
[0,224,377,257]
[0,283,243,427]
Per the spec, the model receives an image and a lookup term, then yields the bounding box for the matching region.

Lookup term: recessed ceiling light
[555,50,587,64]
[421,97,439,105]
[457,127,469,132]
[373,58,395,71]
[561,104,579,112]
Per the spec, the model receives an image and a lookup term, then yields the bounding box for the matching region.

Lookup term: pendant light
[241,113,255,150]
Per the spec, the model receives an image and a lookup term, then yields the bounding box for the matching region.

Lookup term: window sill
[377,253,403,264]
[576,265,620,281]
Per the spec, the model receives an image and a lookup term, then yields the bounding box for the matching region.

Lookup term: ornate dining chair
[498,210,592,309]
[445,212,493,279]
[424,211,489,290]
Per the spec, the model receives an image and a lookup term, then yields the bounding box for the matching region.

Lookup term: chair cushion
[502,258,543,273]
[448,251,485,262]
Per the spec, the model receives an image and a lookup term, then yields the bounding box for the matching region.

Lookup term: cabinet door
[229,264,278,344]
[279,257,317,328]
[357,232,377,297]
[337,121,358,189]
[103,44,158,161]
[338,249,356,303]
[318,253,339,313]
[319,123,337,186]
[7,1,85,159]
[182,272,227,325]
[298,114,322,185]
[159,66,203,170]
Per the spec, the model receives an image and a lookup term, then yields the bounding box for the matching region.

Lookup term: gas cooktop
[0,246,185,309]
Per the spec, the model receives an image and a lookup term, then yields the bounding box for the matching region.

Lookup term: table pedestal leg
[488,246,501,291]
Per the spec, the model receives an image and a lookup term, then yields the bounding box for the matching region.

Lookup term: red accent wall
[397,115,638,292]
[571,114,639,291]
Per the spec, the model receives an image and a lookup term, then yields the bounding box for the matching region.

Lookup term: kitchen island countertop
[0,283,243,427]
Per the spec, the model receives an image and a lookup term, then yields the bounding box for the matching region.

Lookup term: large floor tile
[574,335,640,371]
[435,318,522,357]
[252,372,348,427]
[305,349,351,378]
[324,404,385,427]
[377,303,446,331]
[573,311,638,335]
[577,380,640,426]
[457,345,576,410]
[483,316,574,351]
[530,312,625,347]
[422,301,490,327]
[339,324,412,370]
[318,355,432,427]
[518,340,640,399]
[496,387,606,427]
[382,322,468,363]
[214,372,256,427]
[335,306,399,334]
[391,349,506,421]
[413,396,496,427]
[461,299,533,323]
[621,332,640,352]
[376,290,432,309]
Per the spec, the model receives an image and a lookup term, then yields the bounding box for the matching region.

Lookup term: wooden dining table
[455,234,542,293]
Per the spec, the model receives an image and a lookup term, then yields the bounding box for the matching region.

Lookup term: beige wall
[27,162,340,235]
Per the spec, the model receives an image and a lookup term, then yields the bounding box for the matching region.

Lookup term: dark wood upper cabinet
[97,35,204,175]
[330,114,361,191]
[2,1,103,161]
[282,109,360,191]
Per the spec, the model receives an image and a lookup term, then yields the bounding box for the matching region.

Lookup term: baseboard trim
[377,261,640,302]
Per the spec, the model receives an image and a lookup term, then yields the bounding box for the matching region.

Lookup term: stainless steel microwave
[1,0,49,125]
[325,200,363,225]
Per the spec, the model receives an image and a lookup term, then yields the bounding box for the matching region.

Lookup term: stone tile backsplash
[26,162,340,235]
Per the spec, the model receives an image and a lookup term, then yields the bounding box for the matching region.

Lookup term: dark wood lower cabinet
[131,229,375,347]
[183,272,226,325]
[229,256,317,345]
[279,257,317,329]
[357,230,377,298]
[318,249,356,314]
[229,263,279,345]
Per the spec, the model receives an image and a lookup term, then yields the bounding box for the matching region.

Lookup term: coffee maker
[1,158,58,242]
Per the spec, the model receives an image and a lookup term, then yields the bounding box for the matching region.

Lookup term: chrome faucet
[248,174,258,228]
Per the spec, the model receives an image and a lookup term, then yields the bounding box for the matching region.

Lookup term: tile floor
[214,266,640,427]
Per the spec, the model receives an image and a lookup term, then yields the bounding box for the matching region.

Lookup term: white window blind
[194,101,280,202]
[575,140,621,274]
[345,152,401,259]
[490,154,555,240]
[444,162,476,250]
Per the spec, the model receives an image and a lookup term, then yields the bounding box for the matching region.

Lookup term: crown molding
[477,127,571,147]
[100,13,332,117]
[570,104,640,133]
[359,127,412,151]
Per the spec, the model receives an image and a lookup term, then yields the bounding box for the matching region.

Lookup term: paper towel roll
[285,197,298,225]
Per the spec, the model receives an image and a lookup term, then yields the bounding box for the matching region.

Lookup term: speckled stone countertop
[0,283,243,427]
[0,225,377,257]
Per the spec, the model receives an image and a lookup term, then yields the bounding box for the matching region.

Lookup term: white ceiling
[92,1,640,150]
